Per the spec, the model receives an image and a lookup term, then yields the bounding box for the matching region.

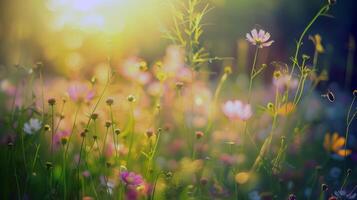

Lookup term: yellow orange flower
[309,34,325,53]
[323,132,352,157]
[277,102,295,116]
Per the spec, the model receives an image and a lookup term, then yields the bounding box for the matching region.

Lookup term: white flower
[334,189,357,199]
[222,100,252,121]
[23,118,42,135]
[246,29,274,48]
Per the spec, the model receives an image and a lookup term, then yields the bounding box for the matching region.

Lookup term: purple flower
[120,171,144,187]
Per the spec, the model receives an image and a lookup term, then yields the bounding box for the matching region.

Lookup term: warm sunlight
[46,0,163,33]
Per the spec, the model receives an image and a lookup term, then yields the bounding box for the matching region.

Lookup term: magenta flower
[67,83,95,103]
[120,171,144,187]
[246,29,274,48]
[222,100,252,121]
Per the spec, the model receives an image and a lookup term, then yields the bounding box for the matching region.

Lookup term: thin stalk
[102,127,110,156]
[248,47,259,103]
[126,103,136,168]
[205,72,228,133]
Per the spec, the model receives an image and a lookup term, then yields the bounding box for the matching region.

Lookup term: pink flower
[246,29,274,48]
[120,171,144,187]
[67,82,95,103]
[222,100,252,121]
[273,74,298,90]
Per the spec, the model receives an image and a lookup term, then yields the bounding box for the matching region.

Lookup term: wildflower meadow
[0,0,357,199]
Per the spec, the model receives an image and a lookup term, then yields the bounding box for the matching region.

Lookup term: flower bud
[48,98,56,106]
[105,121,112,128]
[114,128,121,135]
[127,95,136,102]
[195,131,204,139]
[44,124,51,131]
[106,98,114,106]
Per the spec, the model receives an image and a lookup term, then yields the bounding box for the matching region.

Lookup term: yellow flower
[309,34,325,53]
[323,132,351,157]
[277,102,295,116]
[235,172,249,184]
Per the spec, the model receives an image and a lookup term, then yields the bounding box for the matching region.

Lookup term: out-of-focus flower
[329,167,342,179]
[246,29,274,48]
[120,171,144,187]
[23,118,42,135]
[309,34,325,53]
[277,102,295,116]
[67,82,95,103]
[222,100,252,121]
[273,73,298,91]
[100,176,115,195]
[121,57,152,85]
[334,189,356,199]
[0,80,16,96]
[324,132,352,157]
[248,190,261,200]
[235,172,249,184]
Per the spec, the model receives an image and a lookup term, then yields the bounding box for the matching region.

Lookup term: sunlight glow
[46,0,154,33]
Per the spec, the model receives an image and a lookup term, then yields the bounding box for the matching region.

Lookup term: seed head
[114,128,121,135]
[45,161,53,169]
[353,89,357,97]
[127,95,136,102]
[321,184,328,191]
[302,54,310,60]
[61,137,68,146]
[48,98,56,106]
[44,124,51,131]
[176,81,184,90]
[195,131,204,139]
[91,113,99,120]
[224,66,232,74]
[200,178,208,186]
[146,129,154,138]
[139,61,148,71]
[273,70,282,79]
[36,62,43,69]
[106,98,114,106]
[105,121,112,128]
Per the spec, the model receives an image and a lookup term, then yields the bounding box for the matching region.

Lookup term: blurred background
[0,0,356,88]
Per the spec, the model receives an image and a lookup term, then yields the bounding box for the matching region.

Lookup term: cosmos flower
[324,132,352,157]
[273,73,299,91]
[67,82,95,103]
[120,171,144,187]
[23,118,42,135]
[334,189,357,200]
[246,29,274,48]
[222,100,252,121]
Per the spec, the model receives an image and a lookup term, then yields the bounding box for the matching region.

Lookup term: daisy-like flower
[222,100,252,121]
[67,82,95,103]
[323,132,352,157]
[23,118,42,135]
[246,29,274,48]
[334,188,357,200]
[120,171,144,187]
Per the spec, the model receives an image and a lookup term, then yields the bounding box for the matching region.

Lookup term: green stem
[248,47,259,103]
